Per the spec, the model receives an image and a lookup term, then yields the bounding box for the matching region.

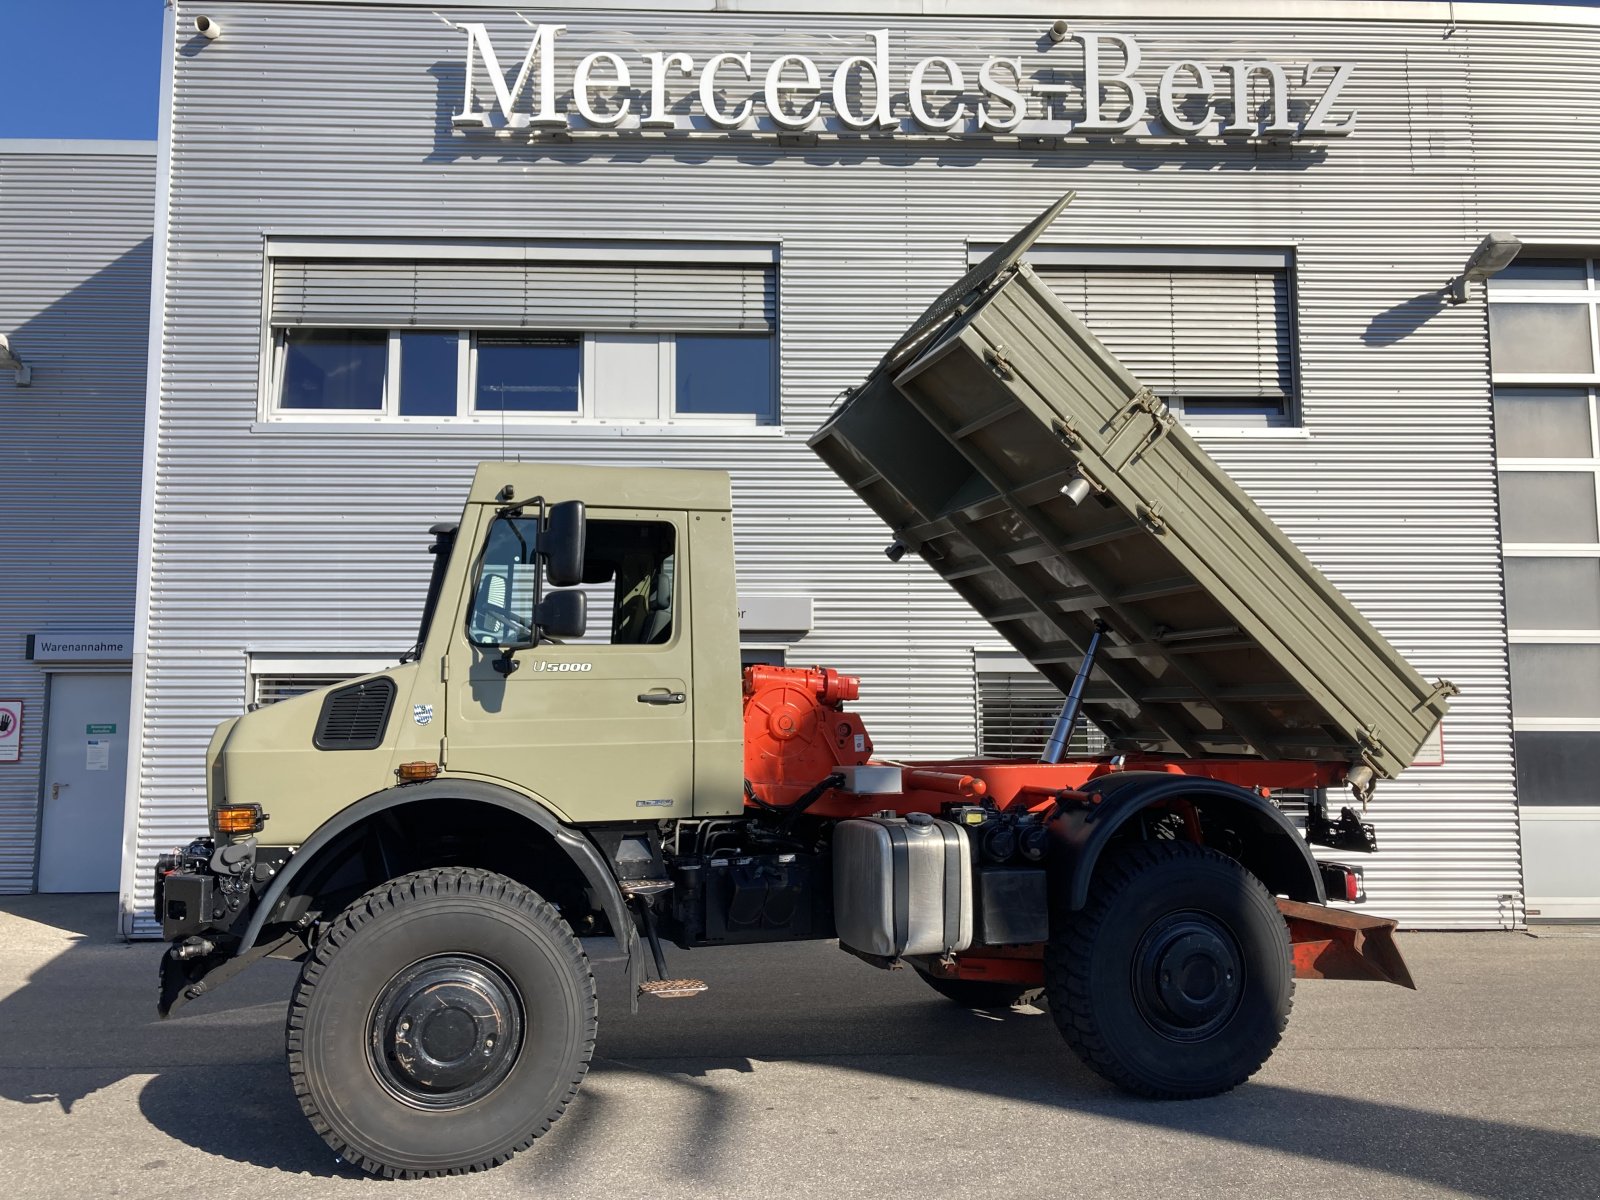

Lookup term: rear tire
[286,867,596,1178]
[915,967,1043,1010]
[1045,841,1292,1099]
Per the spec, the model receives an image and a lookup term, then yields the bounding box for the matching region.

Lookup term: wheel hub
[1132,913,1244,1041]
[370,955,523,1108]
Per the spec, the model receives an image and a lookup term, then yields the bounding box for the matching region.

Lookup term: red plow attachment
[1278,899,1416,989]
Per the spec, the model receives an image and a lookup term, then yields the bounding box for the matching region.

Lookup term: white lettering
[764,53,822,129]
[1303,61,1358,136]
[700,52,754,128]
[574,51,632,127]
[452,22,565,130]
[1157,61,1217,136]
[977,57,1027,131]
[448,24,1358,146]
[909,56,967,131]
[1222,61,1297,136]
[643,51,694,128]
[1077,32,1146,134]
[831,29,895,130]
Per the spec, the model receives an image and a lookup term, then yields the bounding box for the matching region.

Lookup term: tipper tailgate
[810,195,1453,786]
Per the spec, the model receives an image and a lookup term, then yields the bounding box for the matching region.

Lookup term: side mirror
[544,500,587,588]
[535,588,587,640]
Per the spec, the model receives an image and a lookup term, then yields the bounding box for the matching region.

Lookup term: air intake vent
[313,677,397,751]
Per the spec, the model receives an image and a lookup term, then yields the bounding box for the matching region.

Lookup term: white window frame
[258,238,782,432]
[1491,259,1600,736]
[265,327,779,428]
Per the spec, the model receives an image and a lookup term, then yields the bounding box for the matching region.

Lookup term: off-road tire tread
[285,866,597,1179]
[1044,841,1293,1100]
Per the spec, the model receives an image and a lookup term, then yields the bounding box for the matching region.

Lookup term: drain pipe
[1043,619,1109,764]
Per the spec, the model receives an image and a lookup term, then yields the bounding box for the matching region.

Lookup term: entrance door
[447,510,696,824]
[38,672,132,893]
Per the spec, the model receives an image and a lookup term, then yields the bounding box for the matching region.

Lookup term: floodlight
[1446,233,1522,305]
[0,335,30,386]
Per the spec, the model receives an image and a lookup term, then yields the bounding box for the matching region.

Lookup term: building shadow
[1,895,1596,1192]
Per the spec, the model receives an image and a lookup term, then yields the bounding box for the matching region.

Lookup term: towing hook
[172,936,216,961]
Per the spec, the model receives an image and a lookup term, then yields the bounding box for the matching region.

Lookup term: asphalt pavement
[1,894,1596,1200]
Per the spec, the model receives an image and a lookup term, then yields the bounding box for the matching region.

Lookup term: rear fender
[1048,771,1325,913]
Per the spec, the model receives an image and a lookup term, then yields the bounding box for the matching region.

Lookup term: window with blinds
[264,250,778,425]
[1029,249,1298,427]
[269,259,775,334]
[976,671,1108,759]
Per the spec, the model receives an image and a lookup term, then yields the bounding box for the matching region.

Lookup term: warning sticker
[0,702,21,764]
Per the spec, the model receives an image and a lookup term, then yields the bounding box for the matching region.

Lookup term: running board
[1277,898,1417,989]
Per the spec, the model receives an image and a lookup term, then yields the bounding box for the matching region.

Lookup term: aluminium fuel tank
[809,195,1454,788]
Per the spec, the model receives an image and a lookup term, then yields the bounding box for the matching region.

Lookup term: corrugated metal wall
[130,1,1600,931]
[0,143,154,891]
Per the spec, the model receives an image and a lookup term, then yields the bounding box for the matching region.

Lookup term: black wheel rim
[1130,910,1245,1043]
[368,954,525,1109]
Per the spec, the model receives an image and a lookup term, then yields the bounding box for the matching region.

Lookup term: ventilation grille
[313,677,397,751]
[254,673,356,707]
[977,672,1108,760]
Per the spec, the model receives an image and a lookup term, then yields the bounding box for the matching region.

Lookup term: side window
[578,520,677,647]
[467,516,541,645]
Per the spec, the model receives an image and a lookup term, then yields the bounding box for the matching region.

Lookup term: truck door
[446,509,695,824]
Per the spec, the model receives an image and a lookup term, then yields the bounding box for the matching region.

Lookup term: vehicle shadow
[2,896,1597,1194]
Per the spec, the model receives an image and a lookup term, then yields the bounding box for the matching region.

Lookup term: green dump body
[810,195,1454,785]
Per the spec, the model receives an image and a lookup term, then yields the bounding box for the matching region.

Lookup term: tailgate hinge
[983,343,1015,380]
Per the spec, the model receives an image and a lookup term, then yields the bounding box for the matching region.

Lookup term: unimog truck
[154,196,1448,1178]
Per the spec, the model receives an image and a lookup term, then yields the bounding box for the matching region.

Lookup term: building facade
[0,141,154,895]
[112,1,1600,932]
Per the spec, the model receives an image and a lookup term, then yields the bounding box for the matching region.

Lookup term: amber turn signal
[215,804,266,834]
[396,761,441,781]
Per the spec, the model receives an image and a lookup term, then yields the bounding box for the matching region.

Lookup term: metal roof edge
[239,0,1600,31]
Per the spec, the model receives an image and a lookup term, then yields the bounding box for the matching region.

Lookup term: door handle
[51,783,68,800]
[637,691,686,705]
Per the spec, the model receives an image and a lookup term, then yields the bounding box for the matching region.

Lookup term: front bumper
[154,837,257,941]
[154,837,293,1016]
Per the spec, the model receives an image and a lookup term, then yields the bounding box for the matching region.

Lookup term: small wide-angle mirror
[536,588,587,640]
[544,500,587,587]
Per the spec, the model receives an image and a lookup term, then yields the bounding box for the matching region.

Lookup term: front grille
[313,677,397,751]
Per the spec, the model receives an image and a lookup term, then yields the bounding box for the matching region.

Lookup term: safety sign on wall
[0,701,21,764]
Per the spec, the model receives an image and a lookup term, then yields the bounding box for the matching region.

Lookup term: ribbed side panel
[132,4,1600,929]
[0,148,154,892]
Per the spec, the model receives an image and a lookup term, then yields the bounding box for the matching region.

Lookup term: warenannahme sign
[450,23,1357,143]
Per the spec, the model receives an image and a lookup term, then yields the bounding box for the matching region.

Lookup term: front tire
[286,867,597,1178]
[1045,841,1292,1099]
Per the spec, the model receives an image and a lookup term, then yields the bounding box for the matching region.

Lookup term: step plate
[638,978,709,1000]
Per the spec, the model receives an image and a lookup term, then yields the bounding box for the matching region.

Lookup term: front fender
[234,778,636,964]
[1049,771,1325,911]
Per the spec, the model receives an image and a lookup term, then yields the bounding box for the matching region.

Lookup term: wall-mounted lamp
[1047,20,1072,44]
[1446,233,1522,305]
[0,334,31,386]
[194,15,222,40]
